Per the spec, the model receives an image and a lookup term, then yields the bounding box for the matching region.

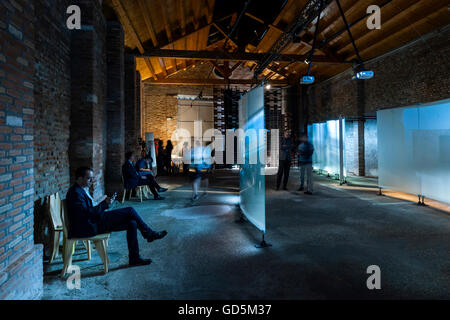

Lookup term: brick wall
[33,0,71,201]
[32,0,72,259]
[142,84,214,144]
[69,0,107,200]
[307,27,450,177]
[105,21,125,193]
[0,0,43,300]
[307,26,450,122]
[124,55,141,156]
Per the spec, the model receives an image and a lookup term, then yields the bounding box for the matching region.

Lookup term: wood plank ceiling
[104,0,450,84]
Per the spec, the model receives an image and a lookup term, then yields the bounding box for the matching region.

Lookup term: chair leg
[61,239,74,278]
[139,187,143,202]
[94,240,109,274]
[49,230,61,264]
[122,189,126,203]
[83,240,91,260]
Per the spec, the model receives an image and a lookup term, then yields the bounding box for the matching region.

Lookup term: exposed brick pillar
[124,54,140,156]
[105,21,125,194]
[0,0,43,299]
[69,0,107,200]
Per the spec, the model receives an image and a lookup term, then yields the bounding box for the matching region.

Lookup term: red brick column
[0,0,43,299]
[105,21,125,194]
[69,0,107,200]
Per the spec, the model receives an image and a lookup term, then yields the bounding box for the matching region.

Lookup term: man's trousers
[97,207,153,262]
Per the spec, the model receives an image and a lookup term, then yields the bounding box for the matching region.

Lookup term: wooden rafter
[111,0,157,80]
[137,0,158,47]
[137,49,345,64]
[144,78,289,86]
[178,0,186,36]
[159,0,172,42]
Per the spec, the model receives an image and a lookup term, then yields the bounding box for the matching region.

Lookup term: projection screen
[239,85,266,232]
[308,119,345,176]
[377,99,450,204]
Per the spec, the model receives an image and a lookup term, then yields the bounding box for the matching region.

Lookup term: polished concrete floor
[43,169,450,299]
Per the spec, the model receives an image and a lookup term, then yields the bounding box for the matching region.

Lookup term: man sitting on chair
[122,151,165,200]
[66,167,168,266]
[135,153,168,195]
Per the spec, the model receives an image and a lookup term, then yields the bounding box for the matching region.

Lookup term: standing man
[276,131,294,190]
[297,134,315,195]
[66,167,168,266]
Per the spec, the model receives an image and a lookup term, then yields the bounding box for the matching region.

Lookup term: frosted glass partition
[308,119,344,176]
[377,100,450,204]
[239,85,266,232]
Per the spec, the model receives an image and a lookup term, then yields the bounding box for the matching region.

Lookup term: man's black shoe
[154,195,165,200]
[158,187,168,193]
[283,187,288,190]
[147,230,168,243]
[298,186,304,191]
[129,257,152,266]
[304,191,313,195]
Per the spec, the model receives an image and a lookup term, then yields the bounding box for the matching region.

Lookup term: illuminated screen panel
[239,86,266,232]
[377,99,450,204]
[309,119,343,176]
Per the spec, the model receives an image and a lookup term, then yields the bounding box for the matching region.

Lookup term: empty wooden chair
[60,199,111,277]
[47,193,63,264]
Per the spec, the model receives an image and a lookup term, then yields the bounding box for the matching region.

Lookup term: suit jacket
[280,138,294,161]
[66,183,109,238]
[122,161,141,190]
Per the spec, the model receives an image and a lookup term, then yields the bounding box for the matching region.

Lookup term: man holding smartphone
[66,167,168,266]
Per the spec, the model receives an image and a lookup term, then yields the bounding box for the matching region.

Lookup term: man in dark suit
[66,167,168,266]
[123,152,166,200]
[276,131,294,190]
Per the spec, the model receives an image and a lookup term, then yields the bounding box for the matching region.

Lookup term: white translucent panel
[377,99,450,204]
[309,119,343,176]
[239,86,266,232]
[145,132,157,168]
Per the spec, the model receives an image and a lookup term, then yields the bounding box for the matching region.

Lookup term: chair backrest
[60,198,69,237]
[48,193,63,230]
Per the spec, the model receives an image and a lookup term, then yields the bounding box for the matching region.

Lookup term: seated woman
[122,151,165,200]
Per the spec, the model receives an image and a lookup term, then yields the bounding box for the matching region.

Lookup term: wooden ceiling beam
[178,0,186,36]
[137,49,345,63]
[143,78,289,86]
[111,0,157,80]
[212,22,239,48]
[137,0,158,47]
[159,0,172,42]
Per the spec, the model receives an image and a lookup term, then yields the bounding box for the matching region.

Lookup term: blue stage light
[301,76,315,84]
[355,70,374,79]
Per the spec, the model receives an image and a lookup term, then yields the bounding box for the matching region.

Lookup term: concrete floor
[43,170,450,299]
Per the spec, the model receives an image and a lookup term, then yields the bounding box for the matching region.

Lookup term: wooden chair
[47,193,63,264]
[60,199,111,277]
[121,174,144,203]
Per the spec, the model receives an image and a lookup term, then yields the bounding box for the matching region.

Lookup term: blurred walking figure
[190,140,211,201]
[276,131,294,190]
[181,141,190,175]
[297,134,314,195]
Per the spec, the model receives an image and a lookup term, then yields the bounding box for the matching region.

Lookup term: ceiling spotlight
[265,84,271,90]
[304,59,310,65]
[301,76,315,85]
[355,70,374,79]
